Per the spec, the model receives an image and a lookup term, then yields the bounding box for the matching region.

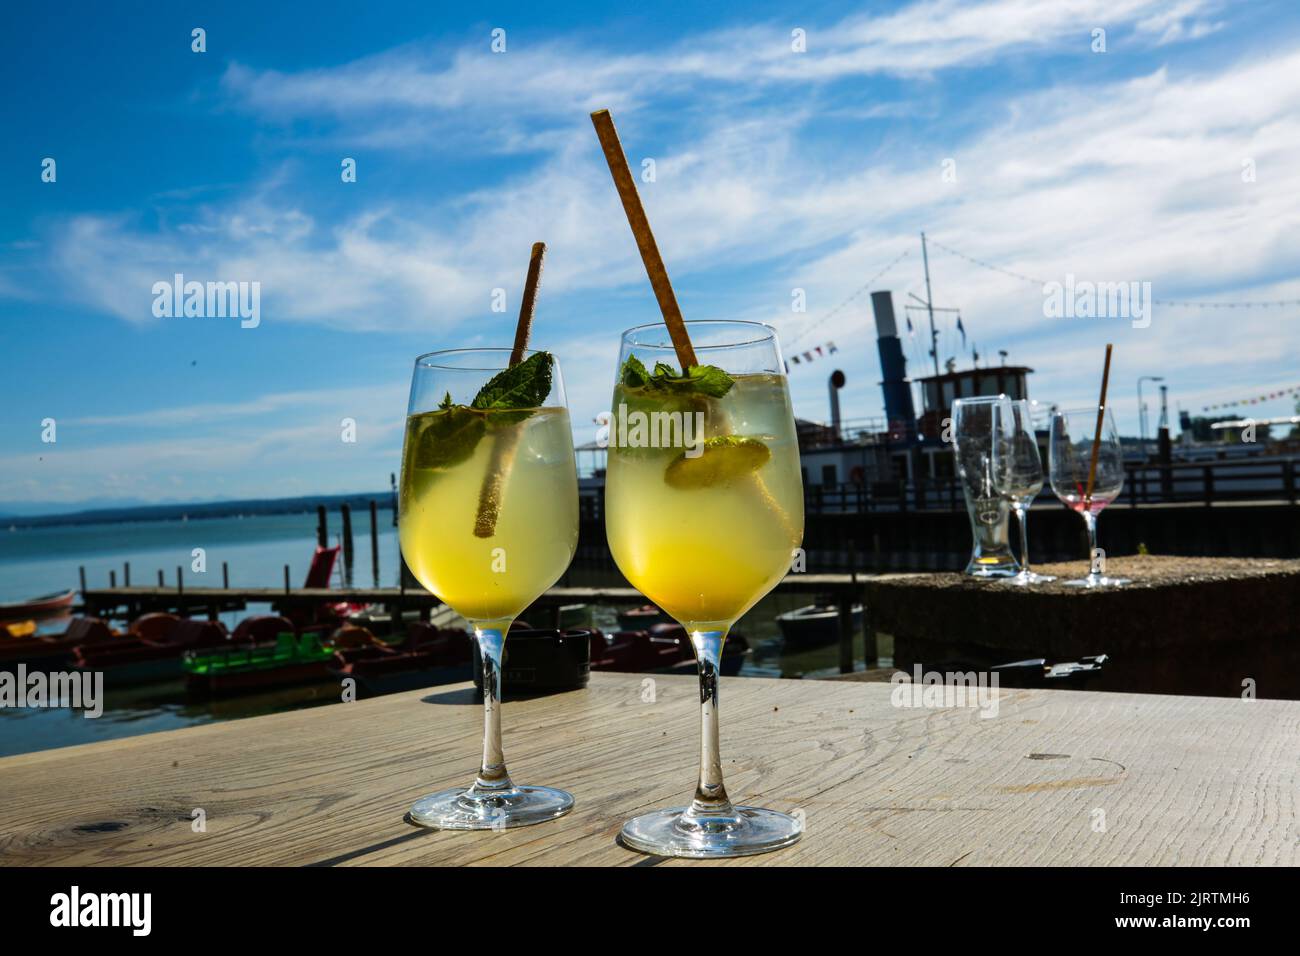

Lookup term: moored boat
[0,616,120,670]
[75,617,232,686]
[590,624,750,676]
[185,629,339,696]
[776,602,863,648]
[332,623,473,697]
[0,589,76,622]
[615,604,672,630]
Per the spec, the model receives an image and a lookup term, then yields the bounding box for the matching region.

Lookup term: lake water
[0,509,883,756]
[0,510,403,605]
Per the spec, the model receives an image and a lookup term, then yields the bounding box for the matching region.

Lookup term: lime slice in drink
[664,436,771,489]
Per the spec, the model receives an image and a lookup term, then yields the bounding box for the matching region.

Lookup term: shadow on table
[304,818,441,866]
[420,686,479,706]
[419,685,590,706]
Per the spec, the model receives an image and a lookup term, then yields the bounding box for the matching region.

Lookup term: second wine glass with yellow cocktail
[606,319,805,857]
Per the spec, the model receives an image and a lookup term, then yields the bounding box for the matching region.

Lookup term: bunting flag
[787,341,839,370]
[1201,383,1300,412]
[956,315,967,347]
[906,314,915,336]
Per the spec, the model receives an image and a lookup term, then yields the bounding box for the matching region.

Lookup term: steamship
[796,290,1031,492]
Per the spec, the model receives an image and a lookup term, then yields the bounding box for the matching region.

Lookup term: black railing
[1122,457,1298,507]
[576,456,1300,521]
[804,477,965,513]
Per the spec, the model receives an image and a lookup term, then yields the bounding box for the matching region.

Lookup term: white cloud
[220,1,1221,126]
[31,0,1298,455]
[0,382,410,503]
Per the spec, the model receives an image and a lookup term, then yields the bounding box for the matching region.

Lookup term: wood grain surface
[1,673,1294,866]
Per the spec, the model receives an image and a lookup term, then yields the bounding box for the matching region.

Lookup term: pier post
[157,569,164,587]
[110,570,117,588]
[863,610,878,666]
[124,562,130,587]
[176,567,183,597]
[222,561,229,588]
[341,503,354,584]
[78,566,86,595]
[317,506,328,548]
[838,596,855,674]
[284,565,291,594]
[369,500,380,586]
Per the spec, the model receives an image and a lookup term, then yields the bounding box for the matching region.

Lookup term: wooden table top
[2,673,1295,866]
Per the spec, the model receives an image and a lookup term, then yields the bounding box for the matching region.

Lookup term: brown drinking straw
[1084,343,1114,504]
[590,109,798,541]
[590,109,698,370]
[510,242,546,365]
[473,242,547,538]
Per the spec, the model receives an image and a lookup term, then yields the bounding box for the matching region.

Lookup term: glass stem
[469,622,515,796]
[1016,504,1031,574]
[683,629,738,826]
[1083,511,1100,584]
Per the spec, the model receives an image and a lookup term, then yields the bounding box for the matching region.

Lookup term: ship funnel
[829,370,845,440]
[871,291,917,440]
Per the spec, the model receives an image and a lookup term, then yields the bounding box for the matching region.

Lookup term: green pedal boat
[185,631,338,696]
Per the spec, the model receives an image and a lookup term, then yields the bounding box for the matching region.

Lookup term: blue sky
[2,0,1299,510]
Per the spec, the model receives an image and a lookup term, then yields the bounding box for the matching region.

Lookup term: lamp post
[1138,375,1164,445]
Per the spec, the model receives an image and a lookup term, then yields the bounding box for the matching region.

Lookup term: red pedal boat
[0,588,76,623]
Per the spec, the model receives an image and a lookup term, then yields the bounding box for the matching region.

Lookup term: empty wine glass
[991,398,1055,585]
[1048,406,1130,587]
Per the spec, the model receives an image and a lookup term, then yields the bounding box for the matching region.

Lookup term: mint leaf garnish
[618,356,734,398]
[472,351,553,410]
[679,364,734,398]
[621,355,651,389]
[411,406,486,470]
[410,352,554,470]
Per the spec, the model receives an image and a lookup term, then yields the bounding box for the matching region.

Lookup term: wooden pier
[79,574,874,672]
[1,672,1294,866]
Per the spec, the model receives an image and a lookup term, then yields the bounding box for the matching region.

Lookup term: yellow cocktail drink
[400,405,578,623]
[605,371,803,631]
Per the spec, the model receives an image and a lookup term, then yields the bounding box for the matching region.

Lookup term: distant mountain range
[0,492,395,529]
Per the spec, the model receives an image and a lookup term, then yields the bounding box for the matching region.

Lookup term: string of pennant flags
[784,341,839,371]
[781,235,1298,384]
[925,236,1300,309]
[1202,383,1300,412]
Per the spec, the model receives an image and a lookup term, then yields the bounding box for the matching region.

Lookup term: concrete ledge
[863,556,1300,699]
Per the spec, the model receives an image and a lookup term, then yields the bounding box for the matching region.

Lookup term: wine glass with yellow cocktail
[399,347,578,828]
[606,319,805,857]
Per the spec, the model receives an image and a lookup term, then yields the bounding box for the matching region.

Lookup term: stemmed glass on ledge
[398,348,579,828]
[991,398,1055,585]
[605,320,805,858]
[1048,405,1130,587]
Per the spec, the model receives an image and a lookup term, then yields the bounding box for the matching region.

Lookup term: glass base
[1061,575,1130,588]
[408,785,573,830]
[964,561,1021,578]
[619,806,802,859]
[998,570,1058,585]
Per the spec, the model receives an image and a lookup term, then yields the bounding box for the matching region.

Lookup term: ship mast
[920,232,939,377]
